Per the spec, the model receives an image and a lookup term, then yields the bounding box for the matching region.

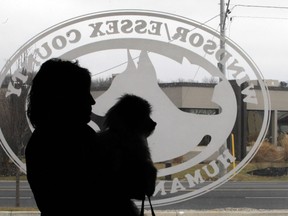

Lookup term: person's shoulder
[25,129,49,154]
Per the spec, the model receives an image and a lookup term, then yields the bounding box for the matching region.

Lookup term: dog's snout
[152,120,157,128]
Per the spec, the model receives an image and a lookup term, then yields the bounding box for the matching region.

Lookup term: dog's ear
[103,94,133,131]
[103,94,156,134]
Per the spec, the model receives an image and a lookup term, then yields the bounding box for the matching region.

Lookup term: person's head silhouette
[27,58,95,129]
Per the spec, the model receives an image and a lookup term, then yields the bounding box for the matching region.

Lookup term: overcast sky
[1,0,288,82]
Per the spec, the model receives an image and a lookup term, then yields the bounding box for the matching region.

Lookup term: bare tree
[202,76,219,84]
[0,53,35,206]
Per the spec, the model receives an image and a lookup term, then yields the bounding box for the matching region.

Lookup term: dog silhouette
[91,49,237,176]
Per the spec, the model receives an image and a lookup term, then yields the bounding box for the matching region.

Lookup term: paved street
[153,182,288,210]
[0,181,287,210]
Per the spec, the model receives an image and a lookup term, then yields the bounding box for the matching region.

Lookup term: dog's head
[103,94,156,137]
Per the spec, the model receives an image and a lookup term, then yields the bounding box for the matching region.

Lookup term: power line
[92,14,221,77]
[232,4,288,10]
[231,15,288,20]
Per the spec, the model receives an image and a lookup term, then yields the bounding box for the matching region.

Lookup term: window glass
[0,0,287,213]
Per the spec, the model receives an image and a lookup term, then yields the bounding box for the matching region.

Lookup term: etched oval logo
[0,10,270,206]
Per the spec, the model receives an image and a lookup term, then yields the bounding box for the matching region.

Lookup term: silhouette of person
[98,94,158,216]
[25,58,98,215]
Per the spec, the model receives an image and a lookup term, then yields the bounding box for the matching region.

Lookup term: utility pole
[218,0,228,177]
[220,0,226,75]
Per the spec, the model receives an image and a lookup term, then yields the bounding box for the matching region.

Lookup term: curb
[0,212,39,216]
[152,210,288,216]
[1,210,288,216]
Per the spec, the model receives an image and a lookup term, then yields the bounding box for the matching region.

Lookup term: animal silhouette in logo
[90,49,237,176]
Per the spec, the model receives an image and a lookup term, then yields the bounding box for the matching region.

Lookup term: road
[153,182,288,210]
[0,181,36,208]
[0,181,287,210]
